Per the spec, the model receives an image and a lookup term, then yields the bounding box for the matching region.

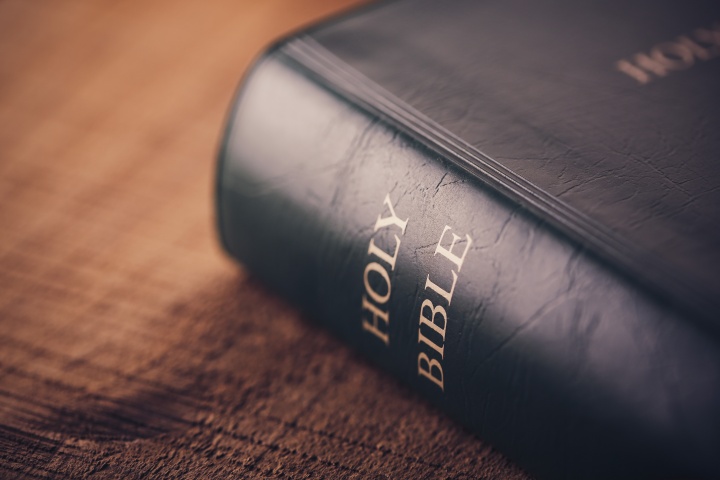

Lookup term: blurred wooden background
[0,1,529,478]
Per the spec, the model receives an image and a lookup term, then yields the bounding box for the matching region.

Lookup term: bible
[215,1,720,478]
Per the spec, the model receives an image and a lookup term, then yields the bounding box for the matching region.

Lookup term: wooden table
[0,1,529,478]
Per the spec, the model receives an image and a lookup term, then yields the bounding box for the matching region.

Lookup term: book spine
[216,49,720,480]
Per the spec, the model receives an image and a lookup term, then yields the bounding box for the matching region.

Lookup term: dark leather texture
[216,2,720,479]
[308,0,720,327]
[217,56,720,479]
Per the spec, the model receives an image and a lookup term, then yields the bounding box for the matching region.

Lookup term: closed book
[215,1,720,478]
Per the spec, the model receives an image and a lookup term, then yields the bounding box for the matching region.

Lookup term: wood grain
[0,1,531,478]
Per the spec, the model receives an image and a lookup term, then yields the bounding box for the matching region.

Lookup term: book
[215,1,720,478]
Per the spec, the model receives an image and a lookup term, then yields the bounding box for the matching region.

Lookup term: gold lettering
[425,271,458,305]
[435,225,472,272]
[418,299,447,358]
[361,295,389,345]
[418,352,444,390]
[634,52,669,77]
[616,59,651,84]
[693,28,720,61]
[360,192,410,347]
[693,24,720,52]
[363,261,391,304]
[677,35,712,61]
[419,299,448,337]
[651,42,694,70]
[367,236,401,271]
[374,194,408,234]
[616,22,720,84]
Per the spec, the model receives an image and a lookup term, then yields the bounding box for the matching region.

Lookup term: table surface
[0,1,530,478]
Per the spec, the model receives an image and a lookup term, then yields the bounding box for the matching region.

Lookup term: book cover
[216,1,720,478]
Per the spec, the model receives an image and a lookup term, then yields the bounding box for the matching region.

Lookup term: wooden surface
[0,1,530,478]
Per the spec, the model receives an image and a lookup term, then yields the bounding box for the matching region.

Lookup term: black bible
[215,1,720,478]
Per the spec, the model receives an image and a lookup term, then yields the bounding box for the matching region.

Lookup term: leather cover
[216,1,720,478]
